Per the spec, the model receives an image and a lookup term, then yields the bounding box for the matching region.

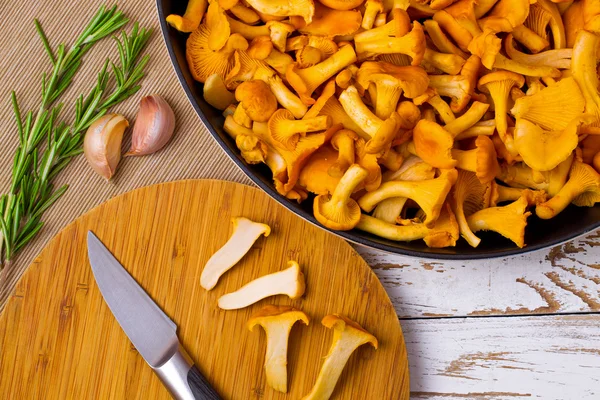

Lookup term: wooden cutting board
[0,180,409,399]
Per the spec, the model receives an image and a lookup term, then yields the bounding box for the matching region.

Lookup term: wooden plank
[402,314,600,399]
[358,231,600,318]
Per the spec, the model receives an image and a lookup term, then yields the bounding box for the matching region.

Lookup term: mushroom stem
[444,102,490,136]
[451,148,477,172]
[493,53,561,78]
[511,25,549,54]
[355,22,425,65]
[331,165,368,205]
[454,120,496,140]
[218,261,306,309]
[287,45,357,103]
[357,214,430,240]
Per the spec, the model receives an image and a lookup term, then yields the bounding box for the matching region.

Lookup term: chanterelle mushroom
[247,305,310,393]
[201,217,271,290]
[218,260,306,309]
[302,315,378,400]
[235,80,278,122]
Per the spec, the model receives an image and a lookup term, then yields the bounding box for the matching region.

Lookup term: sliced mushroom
[218,261,306,309]
[200,217,271,290]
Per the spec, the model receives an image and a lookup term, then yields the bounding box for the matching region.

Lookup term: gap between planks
[357,230,600,319]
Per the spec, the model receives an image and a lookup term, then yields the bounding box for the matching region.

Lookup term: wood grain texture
[403,314,600,399]
[0,180,409,400]
[359,232,600,318]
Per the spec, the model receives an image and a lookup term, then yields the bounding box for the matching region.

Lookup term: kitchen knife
[87,231,221,400]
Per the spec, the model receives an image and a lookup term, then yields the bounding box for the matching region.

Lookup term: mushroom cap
[235,80,278,122]
[571,162,600,207]
[321,314,378,348]
[247,36,274,60]
[474,135,501,183]
[206,1,231,51]
[293,3,362,37]
[267,109,300,150]
[413,120,458,169]
[477,71,525,92]
[513,118,579,172]
[186,25,243,83]
[452,170,490,247]
[203,73,236,110]
[298,144,342,194]
[247,305,310,330]
[396,101,421,130]
[423,203,460,248]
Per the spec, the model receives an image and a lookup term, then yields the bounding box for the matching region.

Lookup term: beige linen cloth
[0,0,252,308]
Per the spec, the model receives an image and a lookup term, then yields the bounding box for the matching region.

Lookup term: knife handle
[153,344,221,400]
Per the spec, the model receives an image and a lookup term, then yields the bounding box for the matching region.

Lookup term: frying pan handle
[153,344,221,400]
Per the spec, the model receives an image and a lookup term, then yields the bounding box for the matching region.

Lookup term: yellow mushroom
[412,119,457,169]
[363,0,385,30]
[354,9,412,43]
[265,49,294,75]
[468,29,501,70]
[536,160,600,219]
[186,25,247,83]
[451,170,490,247]
[247,36,274,60]
[355,138,383,191]
[477,71,525,155]
[423,49,466,75]
[492,53,561,78]
[247,306,309,393]
[201,217,271,290]
[318,0,365,10]
[318,96,369,139]
[374,156,435,224]
[511,25,550,54]
[513,117,583,172]
[433,10,473,52]
[301,315,377,400]
[303,80,337,120]
[254,67,308,119]
[355,22,426,66]
[444,101,490,137]
[287,45,357,105]
[358,203,459,247]
[268,21,296,53]
[499,153,574,197]
[489,183,547,207]
[454,120,496,140]
[203,73,236,110]
[166,0,207,32]
[314,164,369,230]
[226,50,271,89]
[218,260,306,309]
[356,62,430,100]
[583,0,600,33]
[299,144,342,195]
[227,15,271,40]
[524,0,566,49]
[229,3,261,24]
[292,4,362,37]
[253,121,338,194]
[413,89,456,124]
[428,55,480,113]
[571,29,600,129]
[235,80,277,122]
[564,0,584,48]
[473,0,499,18]
[423,19,469,58]
[504,34,572,69]
[479,0,530,33]
[467,196,531,248]
[206,1,230,51]
[396,101,422,130]
[268,109,331,150]
[329,129,359,177]
[245,0,315,23]
[339,85,402,154]
[451,135,500,184]
[358,168,458,227]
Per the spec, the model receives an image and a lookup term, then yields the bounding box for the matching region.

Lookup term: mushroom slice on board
[200,217,271,290]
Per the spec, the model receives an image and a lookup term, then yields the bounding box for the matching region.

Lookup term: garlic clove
[84,114,129,180]
[126,95,176,156]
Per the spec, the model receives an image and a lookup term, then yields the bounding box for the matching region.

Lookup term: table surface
[0,1,598,399]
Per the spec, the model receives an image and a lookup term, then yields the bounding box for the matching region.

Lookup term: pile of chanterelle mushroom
[200,217,378,398]
[167,0,600,249]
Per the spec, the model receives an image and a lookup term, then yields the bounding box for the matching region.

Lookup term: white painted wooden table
[357,232,600,399]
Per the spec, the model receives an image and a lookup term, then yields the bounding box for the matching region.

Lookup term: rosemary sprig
[0,6,151,266]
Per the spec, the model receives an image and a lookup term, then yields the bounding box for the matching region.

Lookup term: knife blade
[87,231,221,400]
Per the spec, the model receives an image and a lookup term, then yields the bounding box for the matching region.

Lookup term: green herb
[0,5,151,267]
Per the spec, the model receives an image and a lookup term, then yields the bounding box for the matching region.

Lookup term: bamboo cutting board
[0,180,409,399]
